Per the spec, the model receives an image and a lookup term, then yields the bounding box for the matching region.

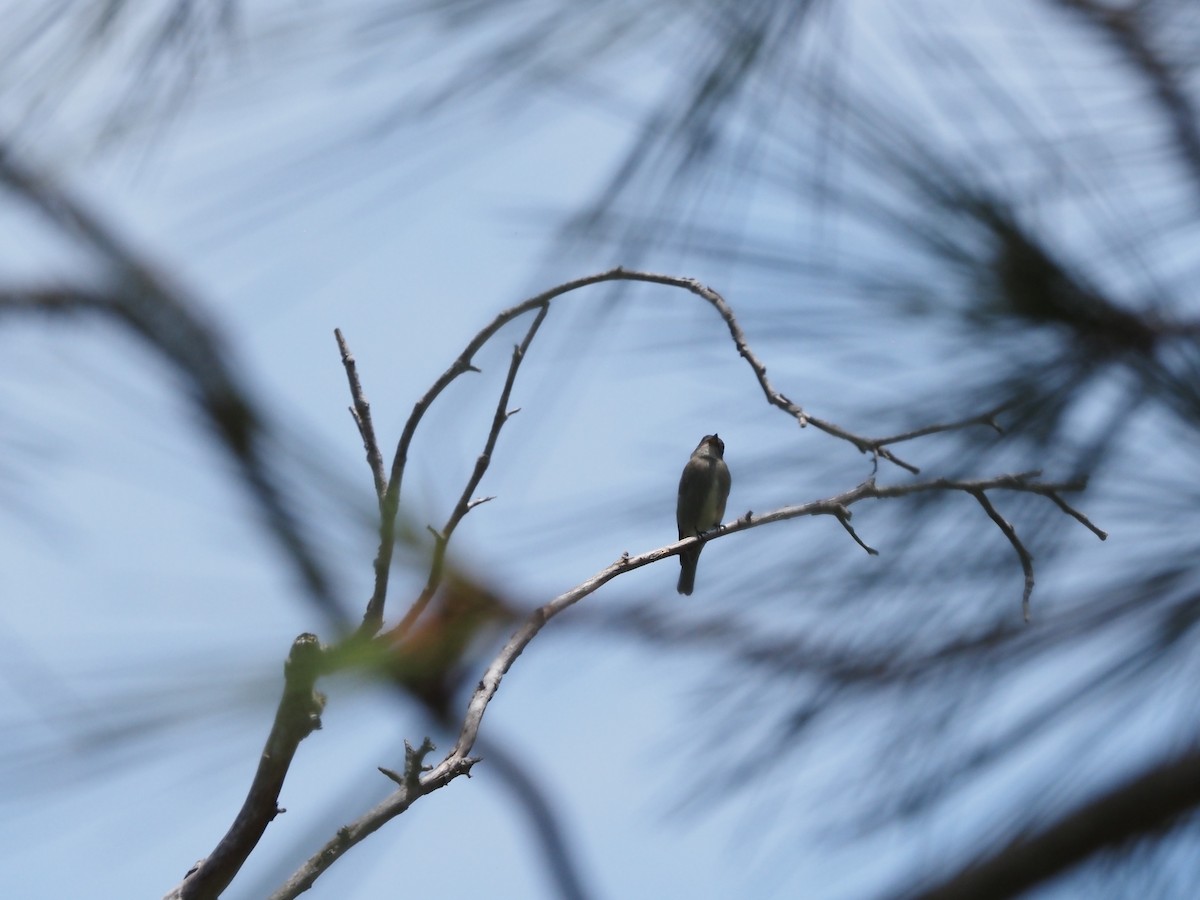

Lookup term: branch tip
[378,766,404,786]
[831,505,879,555]
[971,490,1036,617]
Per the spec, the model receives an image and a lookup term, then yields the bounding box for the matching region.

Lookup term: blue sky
[0,7,847,898]
[2,3,1187,898]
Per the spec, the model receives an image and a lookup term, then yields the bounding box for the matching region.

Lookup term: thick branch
[165,634,326,900]
[898,743,1200,900]
[1055,1,1200,192]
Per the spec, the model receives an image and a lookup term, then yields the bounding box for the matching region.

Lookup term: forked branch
[275,472,1102,896]
[345,268,1012,635]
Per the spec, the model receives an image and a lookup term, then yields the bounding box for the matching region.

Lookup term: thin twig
[970,490,1035,622]
[266,753,478,900]
[377,737,435,789]
[1044,490,1108,540]
[872,407,1005,447]
[334,328,387,502]
[382,303,550,641]
[832,506,879,555]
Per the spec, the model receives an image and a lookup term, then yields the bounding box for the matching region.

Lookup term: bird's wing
[714,459,731,522]
[677,458,707,538]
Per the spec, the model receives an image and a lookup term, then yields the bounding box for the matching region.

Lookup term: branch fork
[168,269,1105,898]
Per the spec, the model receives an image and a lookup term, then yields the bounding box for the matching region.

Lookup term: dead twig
[335,328,387,502]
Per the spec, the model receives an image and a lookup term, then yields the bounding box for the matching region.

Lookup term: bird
[676,433,731,595]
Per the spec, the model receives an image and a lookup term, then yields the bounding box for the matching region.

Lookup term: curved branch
[276,470,1101,896]
[359,267,1009,633]
[452,472,1098,759]
[382,303,550,640]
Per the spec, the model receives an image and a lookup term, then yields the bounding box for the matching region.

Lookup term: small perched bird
[676,433,731,595]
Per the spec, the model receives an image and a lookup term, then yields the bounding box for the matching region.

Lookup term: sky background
[0,5,831,898]
[2,2,1196,898]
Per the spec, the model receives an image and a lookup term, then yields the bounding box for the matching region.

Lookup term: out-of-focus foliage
[4,1,1200,897]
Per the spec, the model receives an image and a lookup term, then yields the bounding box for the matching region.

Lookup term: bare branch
[604,270,929,471]
[970,490,1036,622]
[358,286,555,636]
[267,753,479,900]
[165,634,326,900]
[1044,490,1108,540]
[872,407,1006,447]
[377,303,549,641]
[450,472,1098,761]
[278,469,1101,897]
[334,328,387,501]
[832,505,879,556]
[378,738,437,792]
[358,267,1019,636]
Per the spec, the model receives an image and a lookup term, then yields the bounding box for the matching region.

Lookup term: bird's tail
[677,547,699,596]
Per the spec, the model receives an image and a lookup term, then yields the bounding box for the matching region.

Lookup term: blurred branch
[3,1,238,145]
[472,732,592,900]
[899,742,1200,900]
[165,634,325,900]
[1055,0,1200,191]
[0,146,347,630]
